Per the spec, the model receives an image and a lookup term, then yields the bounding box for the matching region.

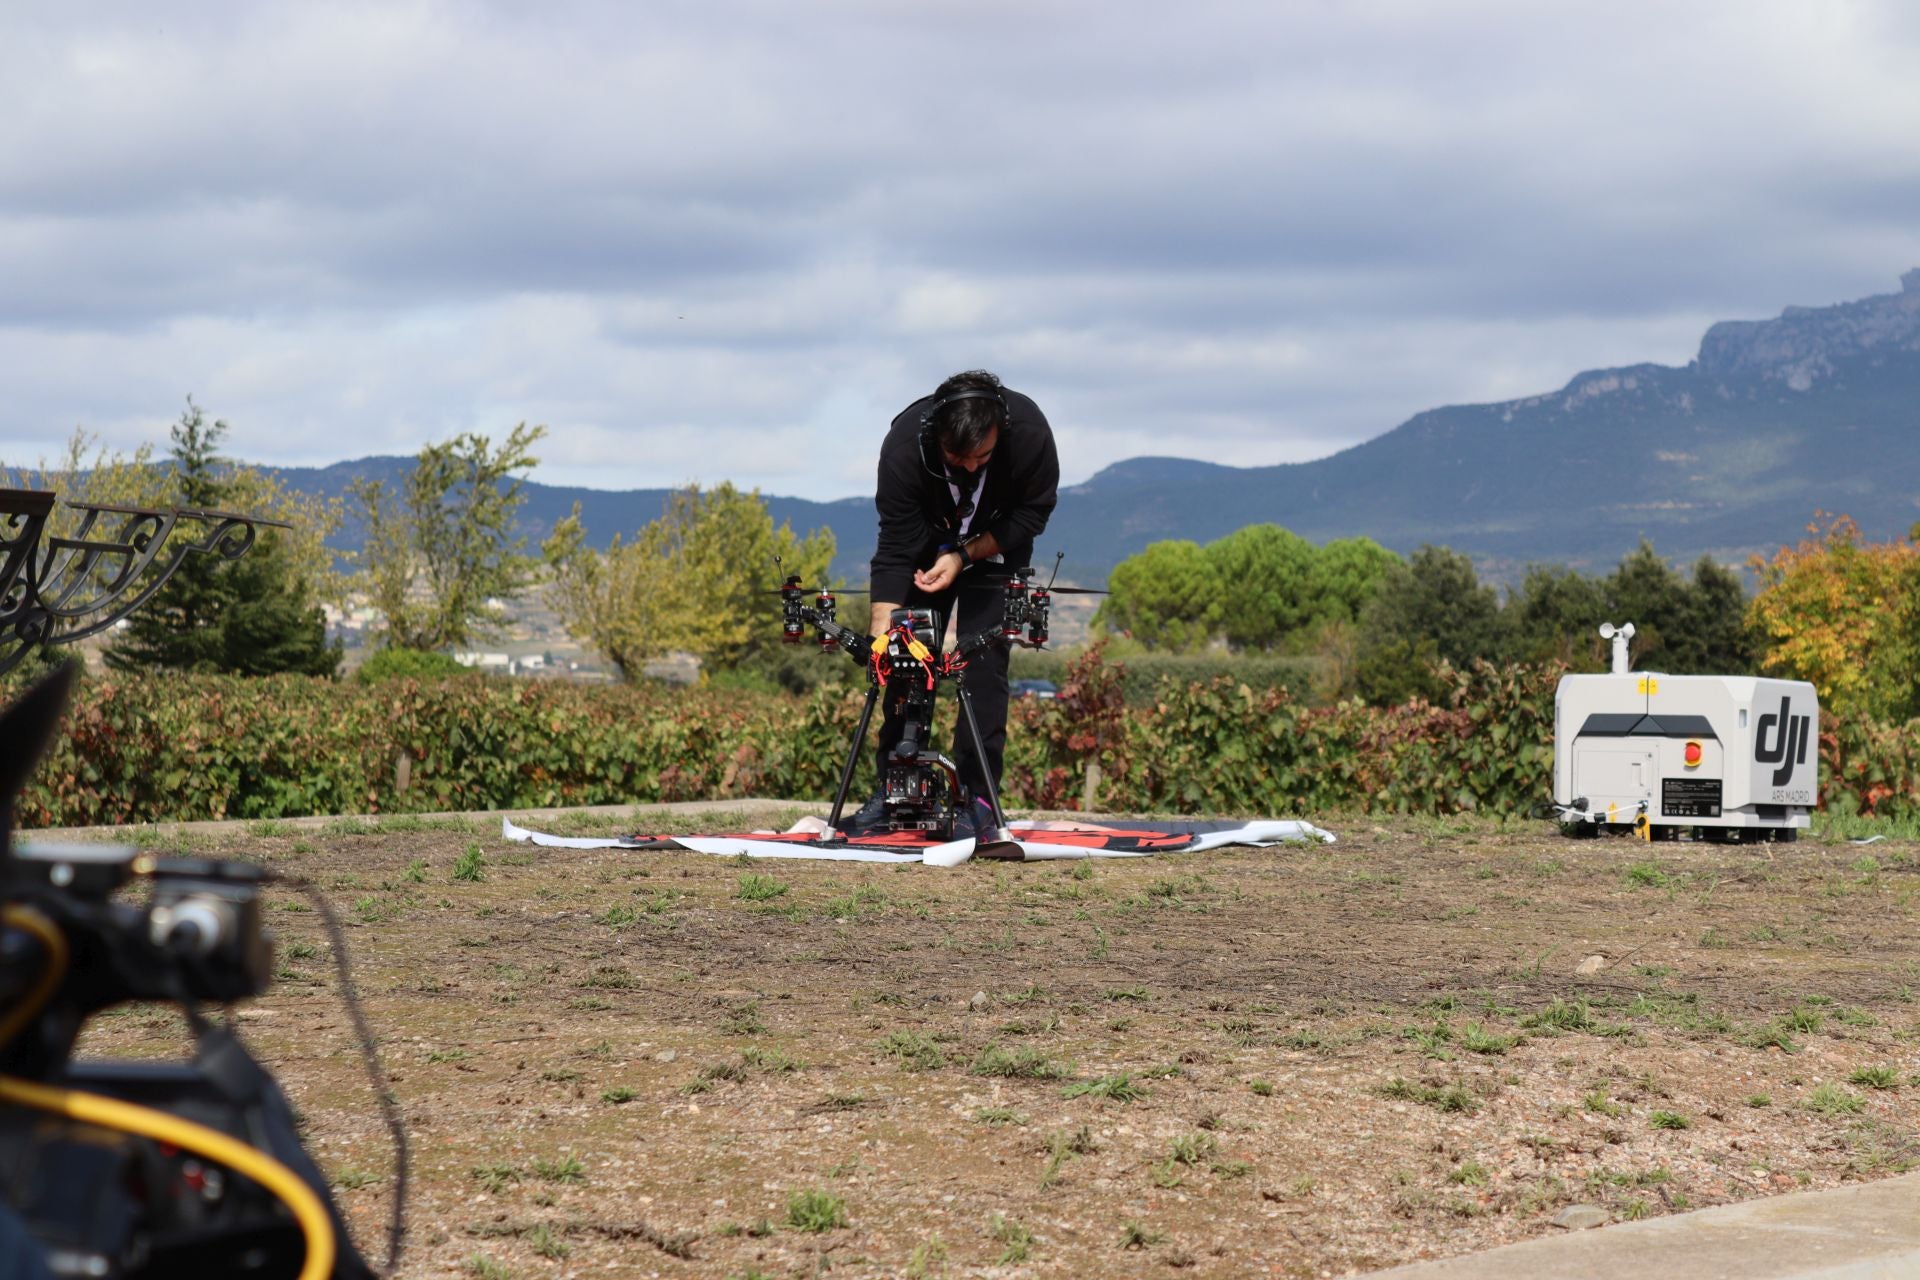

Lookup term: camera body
[9,843,274,1022]
[876,608,964,838]
[0,668,378,1279]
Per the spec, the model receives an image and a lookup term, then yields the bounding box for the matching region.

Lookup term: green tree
[353,424,545,652]
[104,401,340,676]
[1100,529,1400,655]
[6,429,170,519]
[1567,542,1757,674]
[1601,541,1686,668]
[1354,545,1500,705]
[1656,555,1754,673]
[1495,546,1754,675]
[1307,536,1400,627]
[545,482,834,677]
[1206,523,1318,649]
[1501,565,1609,667]
[1093,540,1220,651]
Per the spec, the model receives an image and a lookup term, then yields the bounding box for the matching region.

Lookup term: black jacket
[869,388,1060,603]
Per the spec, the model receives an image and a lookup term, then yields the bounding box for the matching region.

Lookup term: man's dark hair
[927,369,1007,454]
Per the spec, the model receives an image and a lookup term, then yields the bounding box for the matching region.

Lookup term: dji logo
[1754,696,1811,787]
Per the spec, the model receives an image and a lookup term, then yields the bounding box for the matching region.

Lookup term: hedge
[10,654,1918,827]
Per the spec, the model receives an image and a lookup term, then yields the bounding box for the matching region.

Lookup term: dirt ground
[59,806,1920,1279]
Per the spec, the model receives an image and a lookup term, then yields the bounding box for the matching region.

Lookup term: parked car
[1011,678,1059,700]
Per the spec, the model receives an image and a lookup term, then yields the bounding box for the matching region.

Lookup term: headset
[916,385,1010,486]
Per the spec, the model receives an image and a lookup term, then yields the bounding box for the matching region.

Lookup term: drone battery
[889,608,937,648]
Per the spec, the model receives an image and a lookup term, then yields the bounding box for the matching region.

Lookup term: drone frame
[778,573,1058,843]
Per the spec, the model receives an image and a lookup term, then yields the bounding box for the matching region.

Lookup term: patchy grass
[470,1163,521,1194]
[531,1154,585,1184]
[736,873,789,901]
[451,844,486,883]
[1804,1084,1867,1116]
[974,1106,1028,1126]
[784,1188,848,1233]
[990,1214,1035,1264]
[972,1044,1070,1080]
[879,1030,946,1072]
[1062,1072,1148,1102]
[1378,1077,1478,1114]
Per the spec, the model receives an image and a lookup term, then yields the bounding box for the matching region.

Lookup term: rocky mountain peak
[1694,270,1920,390]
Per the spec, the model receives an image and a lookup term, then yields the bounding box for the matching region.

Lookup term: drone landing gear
[824,677,1008,844]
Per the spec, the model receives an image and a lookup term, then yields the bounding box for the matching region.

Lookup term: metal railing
[0,488,287,675]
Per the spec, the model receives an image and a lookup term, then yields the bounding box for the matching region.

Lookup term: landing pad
[500,815,1335,865]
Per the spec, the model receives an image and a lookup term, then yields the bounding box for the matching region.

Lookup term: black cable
[291,879,409,1277]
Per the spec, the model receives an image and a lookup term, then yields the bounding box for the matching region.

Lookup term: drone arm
[794,604,870,663]
[954,627,1008,659]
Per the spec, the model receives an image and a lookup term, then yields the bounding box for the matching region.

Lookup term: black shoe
[948,797,998,843]
[846,793,890,835]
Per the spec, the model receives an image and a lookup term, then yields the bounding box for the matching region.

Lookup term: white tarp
[500,815,1335,866]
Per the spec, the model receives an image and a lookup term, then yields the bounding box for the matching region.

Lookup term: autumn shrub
[1747,515,1920,722]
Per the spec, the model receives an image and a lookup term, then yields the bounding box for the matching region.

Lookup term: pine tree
[105,401,341,676]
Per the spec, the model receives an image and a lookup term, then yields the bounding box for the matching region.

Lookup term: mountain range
[269,270,1920,586]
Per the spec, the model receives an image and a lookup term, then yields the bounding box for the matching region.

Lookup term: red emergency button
[1684,740,1703,768]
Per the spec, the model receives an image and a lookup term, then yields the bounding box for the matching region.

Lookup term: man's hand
[914,551,965,594]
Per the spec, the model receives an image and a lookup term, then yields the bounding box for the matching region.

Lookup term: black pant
[873,569,1010,802]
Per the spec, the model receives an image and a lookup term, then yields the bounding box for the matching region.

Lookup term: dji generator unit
[1551,623,1819,842]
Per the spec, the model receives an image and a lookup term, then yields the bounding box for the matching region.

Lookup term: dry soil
[58,807,1920,1279]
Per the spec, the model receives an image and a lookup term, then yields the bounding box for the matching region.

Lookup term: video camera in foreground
[0,665,405,1280]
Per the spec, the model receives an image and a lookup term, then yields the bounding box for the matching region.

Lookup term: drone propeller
[762,585,871,595]
[968,576,1108,595]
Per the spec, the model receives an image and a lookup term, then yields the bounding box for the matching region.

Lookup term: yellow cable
[0,906,68,1047]
[0,1075,336,1280]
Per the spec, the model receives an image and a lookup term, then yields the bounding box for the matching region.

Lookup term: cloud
[1,0,1917,500]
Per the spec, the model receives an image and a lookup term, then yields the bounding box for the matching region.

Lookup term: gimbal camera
[0,666,402,1279]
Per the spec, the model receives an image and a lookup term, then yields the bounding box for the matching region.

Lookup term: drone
[773,555,1105,843]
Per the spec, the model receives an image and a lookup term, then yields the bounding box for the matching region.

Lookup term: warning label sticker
[1662,777,1723,818]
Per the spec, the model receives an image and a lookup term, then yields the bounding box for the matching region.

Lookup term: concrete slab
[1368,1170,1920,1280]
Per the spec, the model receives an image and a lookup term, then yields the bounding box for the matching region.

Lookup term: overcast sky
[3,1,1917,504]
